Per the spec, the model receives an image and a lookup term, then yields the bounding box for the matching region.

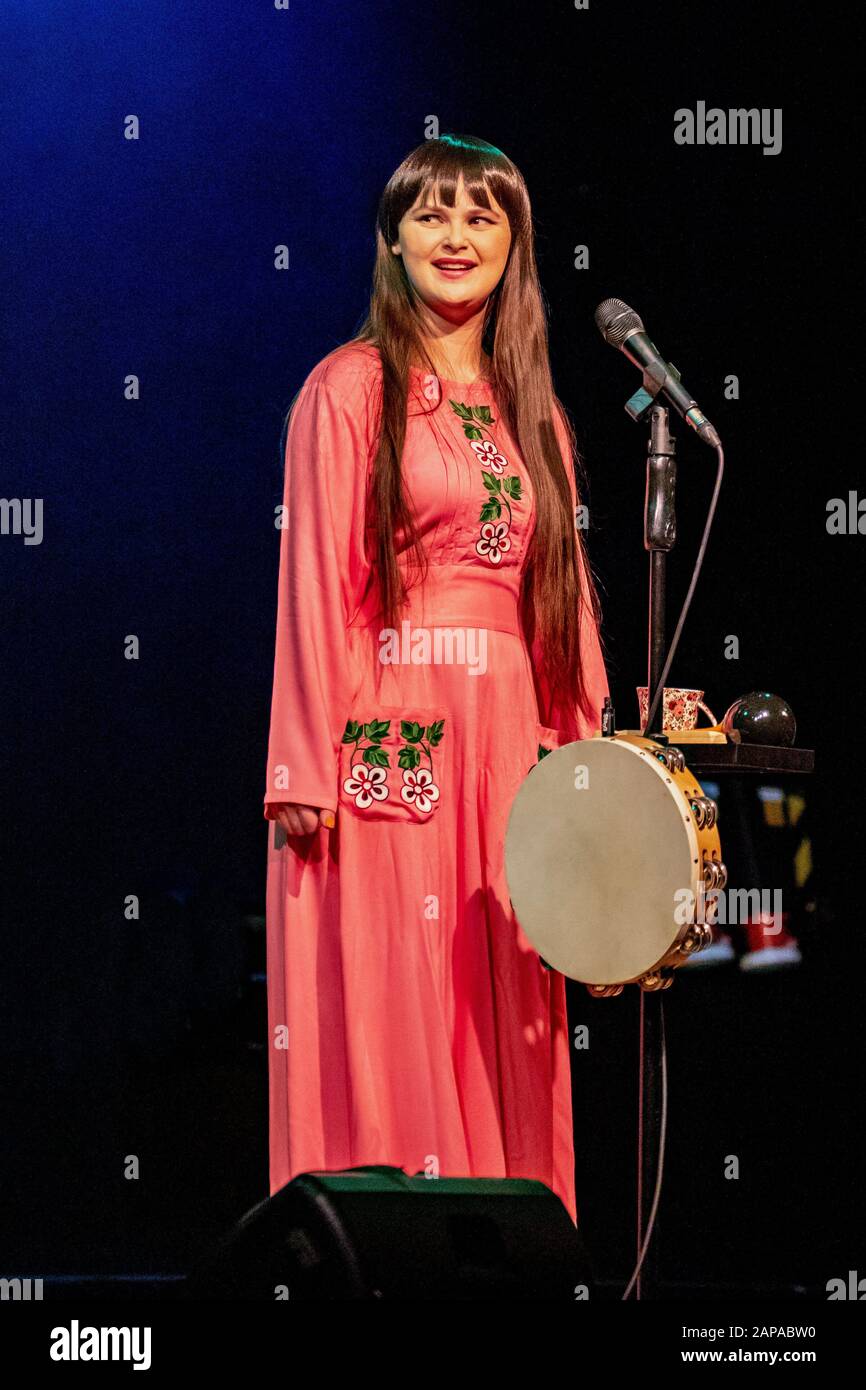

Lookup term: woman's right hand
[271,803,336,836]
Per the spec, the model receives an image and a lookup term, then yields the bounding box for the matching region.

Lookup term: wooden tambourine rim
[504,733,721,986]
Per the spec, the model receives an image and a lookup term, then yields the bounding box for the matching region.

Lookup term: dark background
[1,0,862,1295]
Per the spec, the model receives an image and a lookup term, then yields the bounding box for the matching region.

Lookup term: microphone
[594,298,721,449]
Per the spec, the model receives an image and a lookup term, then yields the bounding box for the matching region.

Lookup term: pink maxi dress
[263,342,609,1224]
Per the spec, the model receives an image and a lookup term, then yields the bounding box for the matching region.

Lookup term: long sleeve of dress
[263,374,373,819]
[523,408,610,746]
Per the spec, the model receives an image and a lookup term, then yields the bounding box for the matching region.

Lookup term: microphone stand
[637,403,677,1300]
[605,341,813,1300]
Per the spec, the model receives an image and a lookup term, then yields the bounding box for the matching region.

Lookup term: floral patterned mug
[636,686,718,734]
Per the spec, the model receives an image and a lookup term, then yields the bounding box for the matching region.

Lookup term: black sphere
[722,692,796,746]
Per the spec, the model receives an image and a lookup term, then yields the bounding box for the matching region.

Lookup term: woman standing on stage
[263,133,609,1224]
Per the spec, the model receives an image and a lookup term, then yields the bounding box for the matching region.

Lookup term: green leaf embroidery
[364,745,390,768]
[342,718,392,768]
[427,720,445,747]
[447,395,521,549]
[343,715,447,787]
[364,719,390,740]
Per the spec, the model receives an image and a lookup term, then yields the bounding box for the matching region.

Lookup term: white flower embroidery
[475,522,512,565]
[400,767,440,814]
[470,439,507,474]
[342,763,389,809]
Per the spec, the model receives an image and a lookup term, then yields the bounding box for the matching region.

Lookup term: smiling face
[391,174,512,327]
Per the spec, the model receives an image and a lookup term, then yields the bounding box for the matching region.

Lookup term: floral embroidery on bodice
[446,396,523,564]
[404,367,535,580]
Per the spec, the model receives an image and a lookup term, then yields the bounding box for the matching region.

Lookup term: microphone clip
[625,355,683,423]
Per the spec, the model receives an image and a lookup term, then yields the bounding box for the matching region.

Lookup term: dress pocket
[338,704,447,823]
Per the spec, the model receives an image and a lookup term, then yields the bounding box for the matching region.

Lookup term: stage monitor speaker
[187,1165,594,1300]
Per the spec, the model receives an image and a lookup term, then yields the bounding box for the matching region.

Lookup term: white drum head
[504,737,697,985]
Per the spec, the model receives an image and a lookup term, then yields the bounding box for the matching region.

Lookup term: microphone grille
[594,297,644,347]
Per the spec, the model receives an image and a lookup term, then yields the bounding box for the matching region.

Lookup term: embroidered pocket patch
[339,707,446,822]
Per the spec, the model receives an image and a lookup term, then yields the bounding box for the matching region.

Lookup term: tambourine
[504,733,726,995]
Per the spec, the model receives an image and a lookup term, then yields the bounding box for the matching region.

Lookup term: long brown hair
[291,133,606,719]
